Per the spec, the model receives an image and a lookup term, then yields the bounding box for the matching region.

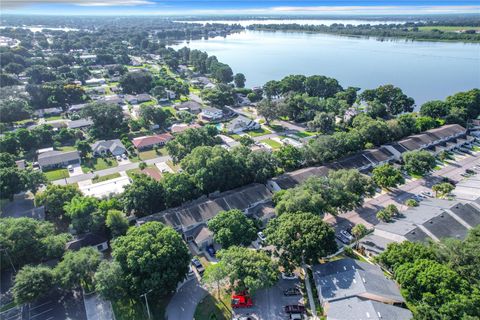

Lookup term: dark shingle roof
[65,233,107,251]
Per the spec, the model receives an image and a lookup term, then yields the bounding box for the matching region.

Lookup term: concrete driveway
[233,279,304,320]
[165,278,208,320]
[68,164,84,177]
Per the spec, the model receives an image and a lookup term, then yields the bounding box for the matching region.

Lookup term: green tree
[94,260,128,301]
[112,222,190,297]
[351,223,368,248]
[375,241,436,273]
[75,140,91,158]
[360,84,415,115]
[372,163,405,189]
[0,218,70,269]
[208,209,257,248]
[162,172,200,208]
[166,126,220,163]
[120,71,153,94]
[64,196,100,233]
[55,247,101,289]
[274,145,304,171]
[265,212,337,270]
[0,98,32,124]
[81,102,128,139]
[420,100,450,119]
[202,262,227,299]
[403,150,436,176]
[307,112,335,133]
[213,246,278,294]
[233,73,246,88]
[256,99,279,125]
[432,182,455,198]
[106,209,129,238]
[121,174,165,216]
[35,184,82,222]
[13,265,55,304]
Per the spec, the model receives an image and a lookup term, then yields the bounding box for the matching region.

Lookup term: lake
[171,28,480,105]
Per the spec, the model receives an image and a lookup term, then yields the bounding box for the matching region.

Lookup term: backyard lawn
[194,290,232,320]
[261,139,282,149]
[139,148,168,160]
[81,157,118,172]
[44,168,69,181]
[56,145,77,152]
[294,131,316,138]
[247,127,272,137]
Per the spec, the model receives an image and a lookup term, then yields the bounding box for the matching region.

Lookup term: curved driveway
[165,278,208,320]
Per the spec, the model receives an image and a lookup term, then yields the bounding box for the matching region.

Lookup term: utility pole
[140,290,152,319]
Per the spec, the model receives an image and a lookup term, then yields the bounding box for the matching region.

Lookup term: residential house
[100,95,125,106]
[165,89,176,100]
[183,224,214,252]
[33,107,63,118]
[200,107,223,121]
[37,150,81,170]
[91,139,126,157]
[85,78,106,85]
[226,115,260,133]
[137,183,272,241]
[68,103,88,113]
[126,94,152,104]
[170,123,201,134]
[313,258,411,319]
[175,101,202,114]
[132,133,174,151]
[360,197,480,257]
[65,233,108,252]
[266,166,329,192]
[67,118,93,130]
[79,54,97,61]
[247,202,276,229]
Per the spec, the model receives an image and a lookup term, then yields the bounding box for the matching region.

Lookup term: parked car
[340,230,353,241]
[290,314,305,320]
[336,234,350,244]
[257,231,267,242]
[187,266,195,278]
[281,272,299,280]
[122,153,128,160]
[67,165,73,172]
[206,245,216,257]
[231,291,253,308]
[116,155,122,161]
[284,305,306,314]
[191,258,204,274]
[283,287,301,296]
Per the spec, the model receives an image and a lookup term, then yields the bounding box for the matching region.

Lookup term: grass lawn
[410,173,423,180]
[194,290,232,320]
[261,139,282,149]
[44,168,69,181]
[295,131,316,138]
[139,148,168,160]
[81,157,118,172]
[43,115,63,121]
[472,145,480,152]
[56,145,77,152]
[162,106,176,115]
[247,127,272,137]
[92,173,121,183]
[141,101,157,107]
[112,296,171,320]
[266,124,285,132]
[418,26,480,32]
[433,165,442,171]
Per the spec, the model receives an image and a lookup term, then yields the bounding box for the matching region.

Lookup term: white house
[200,107,223,120]
[226,116,260,133]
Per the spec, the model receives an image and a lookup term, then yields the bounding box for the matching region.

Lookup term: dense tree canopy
[166,126,220,163]
[112,222,190,298]
[81,102,128,139]
[402,150,436,176]
[372,163,405,189]
[120,71,153,94]
[265,212,337,270]
[55,247,101,289]
[208,209,257,248]
[13,265,55,304]
[121,174,165,217]
[35,184,82,221]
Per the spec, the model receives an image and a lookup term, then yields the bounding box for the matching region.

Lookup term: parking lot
[22,291,87,320]
[232,278,304,320]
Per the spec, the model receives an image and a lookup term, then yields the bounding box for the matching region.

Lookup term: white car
[122,153,128,160]
[340,230,353,241]
[67,165,73,172]
[116,155,122,161]
[281,272,299,280]
[257,231,267,242]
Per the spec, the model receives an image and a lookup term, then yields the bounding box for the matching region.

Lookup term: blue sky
[3,0,480,16]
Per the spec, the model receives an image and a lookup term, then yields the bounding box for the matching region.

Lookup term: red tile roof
[132,133,174,149]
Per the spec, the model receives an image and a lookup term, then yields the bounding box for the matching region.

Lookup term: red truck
[231,291,253,308]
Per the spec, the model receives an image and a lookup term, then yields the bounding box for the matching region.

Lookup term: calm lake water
[172,28,480,106]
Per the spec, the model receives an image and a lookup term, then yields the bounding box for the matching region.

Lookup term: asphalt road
[165,278,208,320]
[52,155,171,185]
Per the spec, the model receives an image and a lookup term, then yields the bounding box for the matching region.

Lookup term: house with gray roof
[226,115,260,134]
[67,118,93,130]
[327,297,412,320]
[313,258,411,319]
[266,166,329,191]
[175,101,202,114]
[137,183,272,234]
[91,139,126,157]
[38,150,81,170]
